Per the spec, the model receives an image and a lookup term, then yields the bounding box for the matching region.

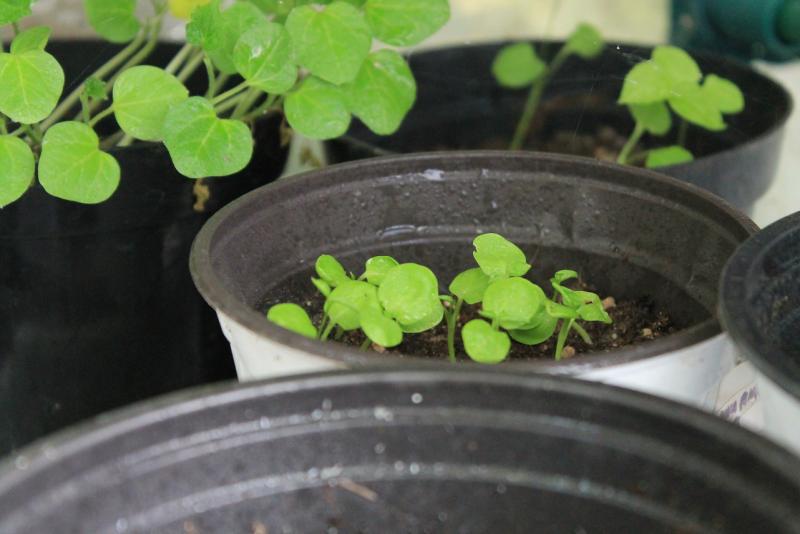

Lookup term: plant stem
[203,56,217,97]
[572,322,593,345]
[22,124,42,144]
[359,338,371,351]
[554,319,574,361]
[319,321,335,341]
[79,93,91,123]
[176,51,205,83]
[164,43,194,75]
[0,117,6,135]
[616,122,645,165]
[212,82,250,105]
[231,87,263,120]
[446,298,463,363]
[109,19,163,84]
[677,118,688,147]
[334,326,345,341]
[12,22,20,36]
[509,47,571,150]
[241,94,282,122]
[88,106,115,127]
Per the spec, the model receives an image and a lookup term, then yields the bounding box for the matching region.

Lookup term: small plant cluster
[0,0,450,207]
[267,233,612,364]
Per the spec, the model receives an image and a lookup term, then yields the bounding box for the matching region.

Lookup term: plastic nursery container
[191,151,756,409]
[0,368,798,532]
[326,42,791,214]
[720,211,800,453]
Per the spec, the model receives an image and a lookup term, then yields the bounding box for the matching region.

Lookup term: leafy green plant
[616,45,745,168]
[0,0,450,208]
[491,23,604,150]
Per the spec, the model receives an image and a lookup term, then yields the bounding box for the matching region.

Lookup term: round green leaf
[645,145,694,168]
[315,254,350,287]
[84,0,141,44]
[10,26,51,54]
[0,0,32,26]
[0,49,65,124]
[618,60,670,105]
[462,319,510,364]
[234,21,297,94]
[189,1,267,74]
[398,299,443,333]
[378,263,441,326]
[491,43,546,89]
[629,101,672,136]
[564,23,604,59]
[0,135,34,207]
[365,0,450,47]
[652,45,701,85]
[360,310,403,347]
[345,49,416,135]
[701,74,744,114]
[473,233,531,280]
[284,76,351,140]
[163,97,254,178]
[38,122,121,204]
[482,277,546,330]
[449,267,490,305]
[84,77,107,101]
[326,280,380,331]
[668,81,726,131]
[267,303,317,339]
[363,255,399,285]
[509,313,558,346]
[285,1,371,85]
[113,66,189,142]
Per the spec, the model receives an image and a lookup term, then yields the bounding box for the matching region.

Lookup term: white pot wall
[755,372,800,455]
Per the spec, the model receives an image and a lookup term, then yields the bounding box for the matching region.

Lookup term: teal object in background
[672,0,800,62]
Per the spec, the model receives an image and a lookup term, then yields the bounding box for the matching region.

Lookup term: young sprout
[547,269,611,360]
[617,45,745,168]
[492,23,604,150]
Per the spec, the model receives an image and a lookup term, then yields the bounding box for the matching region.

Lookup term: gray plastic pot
[191,152,756,409]
[720,211,800,453]
[1,368,799,533]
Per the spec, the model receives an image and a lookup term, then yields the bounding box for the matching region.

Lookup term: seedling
[492,23,604,150]
[617,45,745,168]
[0,0,450,207]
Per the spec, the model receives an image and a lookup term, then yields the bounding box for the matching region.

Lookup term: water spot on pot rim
[411,392,423,404]
[377,225,416,239]
[422,169,444,181]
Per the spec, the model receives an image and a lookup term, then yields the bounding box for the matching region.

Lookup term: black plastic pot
[0,42,288,454]
[0,368,798,532]
[326,42,791,214]
[720,211,800,451]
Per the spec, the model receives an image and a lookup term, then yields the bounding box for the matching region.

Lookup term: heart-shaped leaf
[10,26,51,54]
[360,309,403,347]
[0,0,32,26]
[378,263,442,327]
[113,66,189,142]
[629,101,671,135]
[188,0,266,74]
[668,81,726,131]
[462,319,510,364]
[564,23,604,59]
[491,43,546,89]
[646,145,694,168]
[363,255,399,285]
[482,277,546,330]
[325,280,381,331]
[618,60,670,105]
[38,122,121,204]
[84,0,141,43]
[449,267,490,305]
[701,74,744,114]
[364,0,450,47]
[0,135,34,207]
[473,233,530,280]
[267,303,317,339]
[652,46,701,85]
[509,312,558,345]
[284,76,351,139]
[163,96,253,178]
[234,21,297,94]
[0,48,64,124]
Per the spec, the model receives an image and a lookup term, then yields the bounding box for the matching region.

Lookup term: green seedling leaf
[491,43,546,89]
[244,0,296,17]
[84,0,141,44]
[545,300,579,319]
[668,81,725,131]
[163,96,253,178]
[578,297,612,323]
[234,21,297,94]
[618,60,670,105]
[0,135,34,207]
[365,0,450,47]
[345,49,416,135]
[701,74,744,114]
[473,233,531,280]
[189,0,266,74]
[186,0,223,50]
[169,0,213,20]
[398,302,443,333]
[509,312,558,345]
[646,145,694,168]
[652,45,701,85]
[325,280,380,330]
[360,309,403,347]
[629,101,671,135]
[267,303,317,339]
[311,277,332,297]
[0,0,32,26]
[315,254,349,287]
[284,76,351,139]
[84,76,107,100]
[551,269,578,284]
[363,255,399,285]
[462,319,510,364]
[378,263,442,328]
[113,66,189,142]
[10,26,51,54]
[38,122,121,204]
[482,277,546,330]
[564,22,604,59]
[449,267,490,305]
[0,48,65,124]
[285,1,371,85]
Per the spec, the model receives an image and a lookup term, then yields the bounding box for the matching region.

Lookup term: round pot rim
[720,211,800,399]
[191,150,757,373]
[337,39,793,173]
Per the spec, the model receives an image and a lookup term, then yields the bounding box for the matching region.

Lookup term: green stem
[446,298,463,363]
[88,106,115,127]
[616,122,646,165]
[109,18,163,85]
[164,43,194,75]
[12,22,20,36]
[319,321,335,341]
[554,319,574,361]
[203,56,217,97]
[231,87,263,120]
[572,322,593,345]
[22,124,42,144]
[241,95,282,122]
[0,117,6,135]
[79,93,91,123]
[212,82,250,105]
[360,338,371,351]
[509,47,570,151]
[176,51,205,83]
[677,118,688,147]
[334,326,345,341]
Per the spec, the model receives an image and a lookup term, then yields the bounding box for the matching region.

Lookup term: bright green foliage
[84,77,107,101]
[702,74,744,114]
[0,0,32,26]
[481,277,545,330]
[492,43,546,89]
[316,254,350,287]
[233,22,297,94]
[509,313,558,345]
[378,263,443,332]
[10,26,51,54]
[345,49,416,135]
[668,81,725,131]
[326,280,381,330]
[360,309,403,347]
[84,0,140,44]
[564,23,604,59]
[267,303,318,339]
[284,76,351,139]
[629,102,671,135]
[311,277,332,297]
[0,135,34,207]
[189,0,266,74]
[449,267,490,305]
[652,46,701,85]
[618,61,670,105]
[113,66,189,141]
[0,46,64,124]
[646,145,694,168]
[163,97,253,178]
[364,0,449,47]
[38,122,121,204]
[285,1,371,85]
[472,233,531,280]
[362,255,399,285]
[462,319,511,364]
